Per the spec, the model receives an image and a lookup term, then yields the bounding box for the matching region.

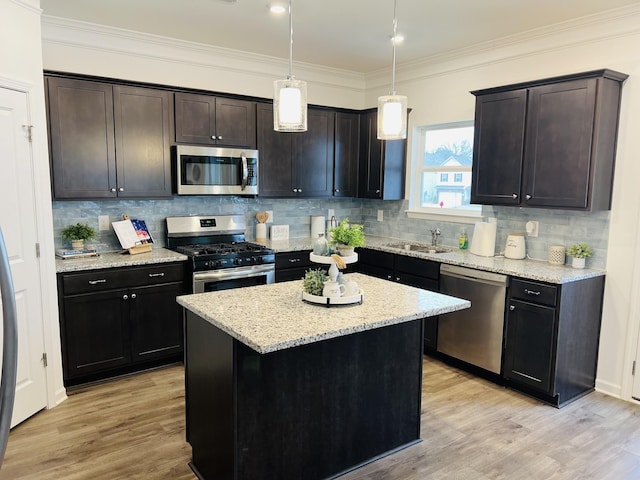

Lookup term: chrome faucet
[431,227,441,247]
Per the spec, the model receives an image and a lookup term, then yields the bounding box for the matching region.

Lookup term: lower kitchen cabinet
[503,276,605,407]
[358,248,439,351]
[57,262,187,386]
[275,250,315,283]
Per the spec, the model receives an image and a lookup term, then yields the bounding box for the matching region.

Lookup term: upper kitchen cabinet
[257,104,335,198]
[46,76,173,199]
[174,92,256,148]
[358,109,407,200]
[471,69,628,211]
[334,112,360,197]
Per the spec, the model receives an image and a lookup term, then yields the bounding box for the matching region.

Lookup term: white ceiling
[40,0,640,73]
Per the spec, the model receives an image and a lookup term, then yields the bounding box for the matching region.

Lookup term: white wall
[41,5,640,400]
[0,0,66,408]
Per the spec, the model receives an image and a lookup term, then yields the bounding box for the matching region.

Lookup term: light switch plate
[265,210,273,223]
[377,210,384,222]
[328,209,335,219]
[98,215,110,231]
[270,224,289,241]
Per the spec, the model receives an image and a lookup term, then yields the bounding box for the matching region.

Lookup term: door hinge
[633,360,636,376]
[42,352,48,367]
[35,242,40,258]
[22,124,34,143]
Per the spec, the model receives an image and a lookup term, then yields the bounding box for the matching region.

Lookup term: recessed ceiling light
[391,34,405,45]
[269,4,286,14]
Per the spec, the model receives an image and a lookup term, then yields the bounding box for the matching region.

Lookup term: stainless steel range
[166,215,275,293]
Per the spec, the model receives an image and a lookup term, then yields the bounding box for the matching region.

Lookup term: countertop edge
[55,247,188,273]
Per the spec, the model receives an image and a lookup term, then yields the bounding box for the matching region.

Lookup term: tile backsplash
[53,196,609,269]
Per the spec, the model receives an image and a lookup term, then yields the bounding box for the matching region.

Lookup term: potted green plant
[302,268,328,296]
[328,218,365,256]
[61,222,96,250]
[567,242,592,269]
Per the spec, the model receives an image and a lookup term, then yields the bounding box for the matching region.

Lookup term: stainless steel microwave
[175,145,259,196]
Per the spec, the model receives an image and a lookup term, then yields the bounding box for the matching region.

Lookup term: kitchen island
[177,273,470,480]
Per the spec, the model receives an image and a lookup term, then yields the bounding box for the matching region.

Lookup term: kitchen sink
[385,242,454,254]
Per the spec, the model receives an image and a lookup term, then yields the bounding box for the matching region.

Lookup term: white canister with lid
[504,233,526,259]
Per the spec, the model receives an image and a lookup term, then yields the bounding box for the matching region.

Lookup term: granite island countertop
[259,235,604,284]
[177,272,470,354]
[55,247,188,273]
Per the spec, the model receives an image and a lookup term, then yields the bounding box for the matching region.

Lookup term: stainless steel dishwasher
[438,264,508,374]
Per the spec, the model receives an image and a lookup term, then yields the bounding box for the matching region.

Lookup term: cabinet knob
[123,294,129,300]
[395,277,400,282]
[217,136,223,140]
[509,305,515,311]
[376,189,381,194]
[512,193,518,199]
[118,187,124,192]
[211,135,216,140]
[298,188,302,193]
[387,275,392,280]
[335,189,340,193]
[525,194,532,200]
[131,293,137,299]
[110,188,117,192]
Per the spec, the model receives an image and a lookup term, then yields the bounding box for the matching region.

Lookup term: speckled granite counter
[177,272,469,354]
[260,236,604,284]
[55,247,187,273]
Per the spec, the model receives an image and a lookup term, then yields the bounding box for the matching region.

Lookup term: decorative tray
[309,252,358,264]
[302,289,364,307]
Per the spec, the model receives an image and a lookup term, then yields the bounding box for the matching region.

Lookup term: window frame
[407,120,482,223]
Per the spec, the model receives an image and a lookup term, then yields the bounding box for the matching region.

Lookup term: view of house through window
[412,121,480,216]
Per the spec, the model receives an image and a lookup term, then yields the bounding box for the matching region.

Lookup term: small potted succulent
[61,222,96,250]
[567,242,592,269]
[328,218,365,257]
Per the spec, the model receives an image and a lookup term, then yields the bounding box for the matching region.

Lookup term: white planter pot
[571,256,586,269]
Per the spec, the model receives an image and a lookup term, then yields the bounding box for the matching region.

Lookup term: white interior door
[0,86,48,427]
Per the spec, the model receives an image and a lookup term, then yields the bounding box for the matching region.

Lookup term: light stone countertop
[55,247,188,273]
[260,235,604,284]
[177,272,470,354]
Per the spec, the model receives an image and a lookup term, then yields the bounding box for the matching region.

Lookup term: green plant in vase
[302,268,329,296]
[328,218,365,256]
[61,222,96,250]
[567,242,592,269]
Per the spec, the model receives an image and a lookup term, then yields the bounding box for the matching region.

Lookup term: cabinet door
[334,112,359,197]
[522,79,597,209]
[215,97,257,148]
[257,103,295,197]
[470,90,527,206]
[47,77,117,199]
[357,248,394,280]
[130,282,185,362]
[113,86,173,198]
[293,109,334,197]
[62,289,131,380]
[174,92,216,145]
[504,299,556,394]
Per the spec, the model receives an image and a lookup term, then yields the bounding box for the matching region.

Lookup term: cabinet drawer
[275,250,314,270]
[510,278,557,307]
[358,248,394,270]
[394,255,439,280]
[62,263,186,295]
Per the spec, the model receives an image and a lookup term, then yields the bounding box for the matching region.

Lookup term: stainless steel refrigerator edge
[438,264,507,374]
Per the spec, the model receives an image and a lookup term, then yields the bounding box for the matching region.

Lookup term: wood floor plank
[3,357,640,479]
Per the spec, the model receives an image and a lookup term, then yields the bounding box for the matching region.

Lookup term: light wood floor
[3,358,640,479]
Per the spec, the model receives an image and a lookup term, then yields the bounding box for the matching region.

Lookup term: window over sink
[408,121,481,222]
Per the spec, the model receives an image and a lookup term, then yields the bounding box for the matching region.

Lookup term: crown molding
[41,15,366,93]
[367,3,640,90]
[9,0,41,14]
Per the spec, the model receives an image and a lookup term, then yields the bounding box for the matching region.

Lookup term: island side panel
[235,319,424,480]
[185,311,235,480]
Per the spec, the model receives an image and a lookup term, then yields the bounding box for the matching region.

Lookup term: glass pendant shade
[377,94,407,140]
[274,77,308,132]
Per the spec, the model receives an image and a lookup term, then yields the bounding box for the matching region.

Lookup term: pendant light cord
[390,0,398,95]
[288,0,293,79]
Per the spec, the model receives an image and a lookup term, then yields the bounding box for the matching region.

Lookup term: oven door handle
[241,152,248,191]
[194,265,274,283]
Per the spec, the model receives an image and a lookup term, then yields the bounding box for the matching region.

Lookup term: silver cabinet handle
[298,188,302,193]
[123,294,129,300]
[395,277,400,281]
[110,188,117,192]
[148,272,165,278]
[118,187,124,192]
[512,193,518,199]
[376,189,381,194]
[509,305,515,311]
[524,289,541,296]
[525,194,532,200]
[288,258,301,263]
[88,279,107,285]
[211,135,216,140]
[335,189,340,193]
[131,293,137,299]
[386,274,392,280]
[293,188,298,193]
[217,136,223,140]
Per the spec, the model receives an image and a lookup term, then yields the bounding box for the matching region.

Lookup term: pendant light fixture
[273,0,307,132]
[377,0,407,140]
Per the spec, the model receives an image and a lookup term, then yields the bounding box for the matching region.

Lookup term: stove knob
[255,256,262,264]
[204,261,210,268]
[215,260,223,268]
[233,258,241,266]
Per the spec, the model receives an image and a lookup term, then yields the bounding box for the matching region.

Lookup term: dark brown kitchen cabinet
[471,69,627,211]
[57,262,187,386]
[275,250,315,283]
[358,248,439,351]
[257,104,335,197]
[334,112,360,197]
[46,76,173,199]
[174,92,256,148]
[503,275,605,407]
[358,110,407,200]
